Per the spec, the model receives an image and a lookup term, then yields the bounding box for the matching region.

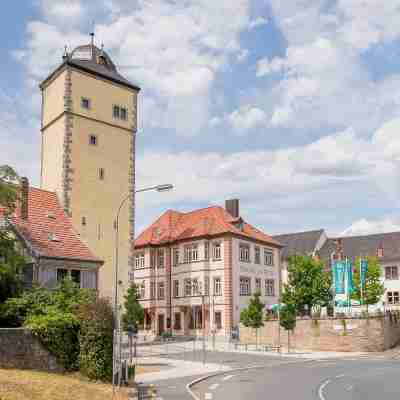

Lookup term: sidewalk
[135,357,231,383]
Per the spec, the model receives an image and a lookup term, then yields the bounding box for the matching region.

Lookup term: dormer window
[48,233,60,242]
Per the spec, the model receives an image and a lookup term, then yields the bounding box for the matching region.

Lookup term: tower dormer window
[81,97,91,110]
[99,168,105,180]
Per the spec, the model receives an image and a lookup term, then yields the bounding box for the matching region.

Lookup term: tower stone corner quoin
[39,41,140,300]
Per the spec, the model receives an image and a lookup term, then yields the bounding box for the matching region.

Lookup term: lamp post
[112,183,173,388]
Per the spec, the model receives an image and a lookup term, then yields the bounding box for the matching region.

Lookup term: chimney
[225,199,240,218]
[20,177,29,220]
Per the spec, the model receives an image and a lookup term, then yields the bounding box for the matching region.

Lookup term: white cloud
[227,106,267,131]
[15,0,253,136]
[337,0,400,51]
[137,122,400,230]
[40,0,84,22]
[256,56,286,77]
[248,16,269,30]
[237,48,249,62]
[209,116,222,127]
[341,218,400,236]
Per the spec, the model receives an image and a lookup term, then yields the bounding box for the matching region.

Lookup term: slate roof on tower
[135,206,282,248]
[40,44,140,91]
[0,186,102,263]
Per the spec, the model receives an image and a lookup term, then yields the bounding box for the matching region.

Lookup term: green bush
[0,286,53,327]
[76,298,114,381]
[26,307,80,371]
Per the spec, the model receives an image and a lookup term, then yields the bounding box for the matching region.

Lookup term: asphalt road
[191,359,400,400]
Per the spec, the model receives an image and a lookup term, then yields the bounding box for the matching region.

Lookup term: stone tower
[39,41,140,300]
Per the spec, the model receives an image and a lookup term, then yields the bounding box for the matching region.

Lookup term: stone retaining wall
[240,315,400,352]
[0,328,63,371]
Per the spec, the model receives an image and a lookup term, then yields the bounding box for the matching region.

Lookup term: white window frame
[173,280,179,298]
[214,277,222,296]
[385,266,399,280]
[135,252,145,269]
[388,291,400,305]
[139,281,145,299]
[265,279,275,296]
[255,278,261,293]
[240,277,251,296]
[157,249,164,268]
[239,244,250,262]
[212,242,222,260]
[185,279,192,296]
[264,249,274,266]
[173,247,179,266]
[158,282,165,300]
[254,246,261,264]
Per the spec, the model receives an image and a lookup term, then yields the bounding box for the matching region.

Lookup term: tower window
[81,97,91,110]
[99,168,105,180]
[89,135,97,146]
[82,216,86,226]
[113,105,128,121]
[113,105,120,119]
[120,107,128,120]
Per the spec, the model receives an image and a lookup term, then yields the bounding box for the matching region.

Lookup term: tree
[351,256,385,311]
[279,303,296,352]
[282,255,332,315]
[0,165,24,306]
[240,291,264,348]
[0,165,19,215]
[121,283,144,332]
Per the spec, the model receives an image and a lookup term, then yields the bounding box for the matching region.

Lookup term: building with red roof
[0,178,102,289]
[133,199,283,338]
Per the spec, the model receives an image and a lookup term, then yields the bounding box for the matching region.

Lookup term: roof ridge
[273,229,324,237]
[331,230,400,240]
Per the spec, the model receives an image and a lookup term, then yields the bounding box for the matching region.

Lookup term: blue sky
[2,0,400,238]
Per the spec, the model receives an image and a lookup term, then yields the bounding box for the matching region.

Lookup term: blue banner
[334,261,346,294]
[346,259,354,294]
[360,260,368,288]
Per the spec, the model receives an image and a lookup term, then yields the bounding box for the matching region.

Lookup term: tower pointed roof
[40,43,140,91]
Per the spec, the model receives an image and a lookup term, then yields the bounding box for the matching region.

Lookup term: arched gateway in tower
[39,41,140,300]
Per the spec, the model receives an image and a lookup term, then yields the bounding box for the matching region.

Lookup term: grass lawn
[0,369,130,400]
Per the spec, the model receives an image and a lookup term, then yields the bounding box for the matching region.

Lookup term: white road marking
[205,393,213,400]
[318,379,331,400]
[222,375,235,381]
[346,385,354,391]
[209,383,219,390]
[318,375,346,400]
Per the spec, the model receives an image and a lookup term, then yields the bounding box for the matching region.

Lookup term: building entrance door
[158,314,165,335]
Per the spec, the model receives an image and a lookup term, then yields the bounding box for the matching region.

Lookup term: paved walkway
[135,356,231,383]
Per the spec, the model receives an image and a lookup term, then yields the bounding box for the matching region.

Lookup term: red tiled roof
[1,186,102,263]
[135,206,282,248]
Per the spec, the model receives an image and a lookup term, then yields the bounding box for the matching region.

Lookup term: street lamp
[113,183,173,388]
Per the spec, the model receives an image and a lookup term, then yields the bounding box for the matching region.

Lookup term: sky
[2,0,400,238]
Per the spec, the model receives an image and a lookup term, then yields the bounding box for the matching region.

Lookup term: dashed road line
[222,374,235,381]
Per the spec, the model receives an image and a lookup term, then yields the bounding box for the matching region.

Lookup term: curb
[186,358,317,400]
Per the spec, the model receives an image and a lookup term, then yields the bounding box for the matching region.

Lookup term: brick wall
[0,329,63,372]
[240,316,400,352]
